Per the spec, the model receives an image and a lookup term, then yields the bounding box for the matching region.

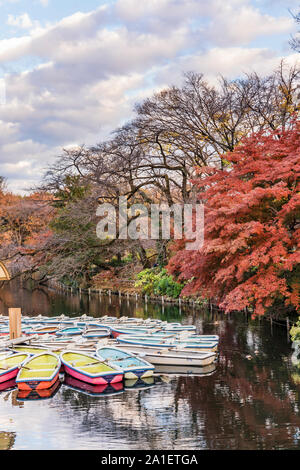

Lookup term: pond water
[0,281,300,450]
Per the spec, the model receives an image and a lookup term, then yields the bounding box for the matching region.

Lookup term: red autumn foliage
[168,122,300,318]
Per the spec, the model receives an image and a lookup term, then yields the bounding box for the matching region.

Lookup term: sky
[0,0,300,193]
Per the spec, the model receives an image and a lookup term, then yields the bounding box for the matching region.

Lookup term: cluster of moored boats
[0,314,219,399]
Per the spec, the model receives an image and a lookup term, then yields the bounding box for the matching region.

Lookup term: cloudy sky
[0,0,300,193]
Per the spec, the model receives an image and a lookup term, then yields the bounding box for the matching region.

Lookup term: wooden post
[9,308,22,340]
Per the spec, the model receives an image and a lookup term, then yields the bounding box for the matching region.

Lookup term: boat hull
[17,374,60,392]
[124,369,153,380]
[63,364,123,385]
[0,368,19,383]
[17,379,61,401]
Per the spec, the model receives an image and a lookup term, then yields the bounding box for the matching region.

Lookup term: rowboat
[16,352,61,391]
[138,333,219,342]
[64,374,124,396]
[110,326,217,341]
[96,346,155,380]
[11,346,51,355]
[55,327,84,337]
[153,363,217,376]
[22,315,49,324]
[17,379,61,401]
[116,335,219,352]
[0,326,33,336]
[115,343,217,366]
[60,351,124,385]
[31,326,58,335]
[0,353,30,383]
[82,328,111,339]
[109,326,162,338]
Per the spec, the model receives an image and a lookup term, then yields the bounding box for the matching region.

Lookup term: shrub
[135,268,185,298]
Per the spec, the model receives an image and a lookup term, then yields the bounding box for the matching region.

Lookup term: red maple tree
[168,122,300,318]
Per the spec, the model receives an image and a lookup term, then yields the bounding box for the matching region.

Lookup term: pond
[0,280,299,450]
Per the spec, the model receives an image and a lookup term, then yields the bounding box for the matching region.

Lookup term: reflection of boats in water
[0,378,17,392]
[291,341,300,366]
[153,363,217,377]
[17,378,61,401]
[63,374,124,397]
[124,376,156,391]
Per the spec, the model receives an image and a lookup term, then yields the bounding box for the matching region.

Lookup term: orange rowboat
[16,352,61,391]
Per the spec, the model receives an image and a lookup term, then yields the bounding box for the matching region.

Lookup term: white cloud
[0,0,298,193]
[7,13,36,30]
[206,1,295,46]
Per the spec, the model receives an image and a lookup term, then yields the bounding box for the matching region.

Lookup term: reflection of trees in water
[0,431,16,450]
[0,280,209,322]
[173,319,300,450]
[52,318,300,449]
[2,389,24,409]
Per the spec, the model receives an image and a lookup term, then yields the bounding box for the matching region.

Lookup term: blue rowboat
[0,326,33,336]
[116,335,219,352]
[76,321,106,328]
[96,346,155,380]
[109,326,161,338]
[82,328,111,339]
[55,327,84,337]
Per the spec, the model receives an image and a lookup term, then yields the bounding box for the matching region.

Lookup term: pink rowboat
[60,351,124,386]
[0,353,31,384]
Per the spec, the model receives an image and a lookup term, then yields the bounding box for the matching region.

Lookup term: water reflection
[0,431,16,450]
[0,280,300,449]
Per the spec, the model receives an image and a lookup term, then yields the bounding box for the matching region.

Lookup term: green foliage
[290,318,300,343]
[53,175,89,208]
[135,268,185,298]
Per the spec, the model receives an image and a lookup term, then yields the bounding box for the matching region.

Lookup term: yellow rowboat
[12,346,50,355]
[16,352,61,391]
[60,351,124,385]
